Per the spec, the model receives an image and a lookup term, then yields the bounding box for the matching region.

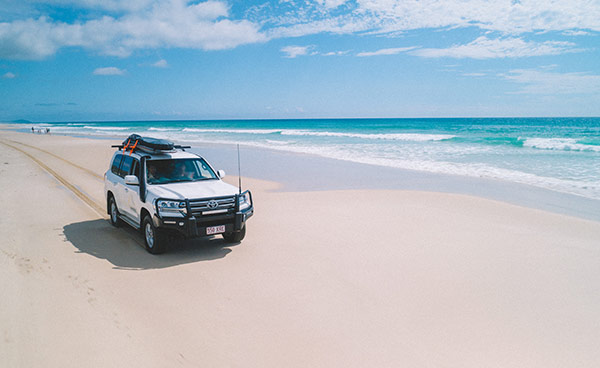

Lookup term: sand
[1,129,600,367]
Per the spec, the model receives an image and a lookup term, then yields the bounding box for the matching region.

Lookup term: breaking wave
[280,130,455,141]
[148,127,179,132]
[83,126,129,131]
[182,128,281,134]
[182,137,600,200]
[521,138,600,152]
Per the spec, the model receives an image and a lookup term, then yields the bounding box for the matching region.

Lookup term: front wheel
[223,226,246,243]
[108,195,121,227]
[142,215,166,254]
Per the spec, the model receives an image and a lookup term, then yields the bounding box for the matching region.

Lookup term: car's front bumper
[153,205,253,238]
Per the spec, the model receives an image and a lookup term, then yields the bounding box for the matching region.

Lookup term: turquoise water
[19,118,600,200]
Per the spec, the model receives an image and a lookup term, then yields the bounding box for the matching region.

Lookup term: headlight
[238,192,251,210]
[157,200,187,217]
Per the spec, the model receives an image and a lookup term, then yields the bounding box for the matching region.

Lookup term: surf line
[0,140,106,217]
[8,139,103,181]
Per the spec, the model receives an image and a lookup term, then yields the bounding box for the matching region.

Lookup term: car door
[117,155,137,220]
[123,158,141,222]
[107,153,126,208]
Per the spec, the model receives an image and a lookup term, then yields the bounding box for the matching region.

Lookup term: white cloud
[190,0,229,19]
[0,17,60,59]
[268,17,372,39]
[357,46,415,57]
[322,50,349,56]
[93,66,126,75]
[355,0,600,34]
[35,0,156,12]
[562,30,590,36]
[503,69,600,95]
[410,36,579,59]
[2,71,16,78]
[152,59,168,67]
[0,0,266,59]
[263,0,600,41]
[281,45,310,58]
[1,0,599,60]
[462,72,486,77]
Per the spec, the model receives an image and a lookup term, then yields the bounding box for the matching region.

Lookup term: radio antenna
[237,144,242,195]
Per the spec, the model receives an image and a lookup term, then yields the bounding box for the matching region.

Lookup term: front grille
[189,196,236,217]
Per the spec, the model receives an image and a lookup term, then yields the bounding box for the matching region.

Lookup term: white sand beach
[1,128,600,367]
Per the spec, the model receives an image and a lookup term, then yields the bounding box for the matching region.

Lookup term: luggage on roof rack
[112,134,190,154]
[124,134,174,151]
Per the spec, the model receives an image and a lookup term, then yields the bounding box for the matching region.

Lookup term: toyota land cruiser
[104,134,253,254]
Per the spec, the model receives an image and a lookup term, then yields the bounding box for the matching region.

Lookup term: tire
[142,215,166,254]
[223,226,246,243]
[108,195,121,227]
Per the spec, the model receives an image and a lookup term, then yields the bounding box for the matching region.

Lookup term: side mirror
[124,175,139,186]
[217,170,226,179]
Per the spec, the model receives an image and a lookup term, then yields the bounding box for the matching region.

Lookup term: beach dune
[1,129,600,367]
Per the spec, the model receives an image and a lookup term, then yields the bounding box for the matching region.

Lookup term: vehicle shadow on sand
[63,219,240,270]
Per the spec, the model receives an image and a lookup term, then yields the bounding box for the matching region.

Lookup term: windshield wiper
[193,177,216,181]
[172,178,194,182]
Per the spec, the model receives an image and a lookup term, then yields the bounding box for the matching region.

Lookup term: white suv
[104,135,253,254]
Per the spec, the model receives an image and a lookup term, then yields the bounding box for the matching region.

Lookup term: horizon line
[6,116,600,124]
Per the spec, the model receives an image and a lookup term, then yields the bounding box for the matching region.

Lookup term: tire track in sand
[7,139,104,181]
[0,140,106,217]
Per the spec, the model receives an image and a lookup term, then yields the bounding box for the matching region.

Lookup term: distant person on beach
[46,128,50,134]
[31,127,34,133]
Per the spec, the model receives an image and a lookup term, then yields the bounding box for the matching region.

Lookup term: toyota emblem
[207,200,219,209]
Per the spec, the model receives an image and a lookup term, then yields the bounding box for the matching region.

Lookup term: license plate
[206,225,226,235]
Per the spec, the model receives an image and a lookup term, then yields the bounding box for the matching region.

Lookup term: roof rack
[112,134,191,155]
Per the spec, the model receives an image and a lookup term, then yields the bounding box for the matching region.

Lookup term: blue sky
[1,0,599,121]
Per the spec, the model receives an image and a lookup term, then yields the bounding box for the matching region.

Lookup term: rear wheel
[223,226,246,243]
[142,215,166,254]
[108,195,121,227]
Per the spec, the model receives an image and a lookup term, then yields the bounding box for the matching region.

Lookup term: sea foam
[182,136,600,200]
[148,127,179,132]
[280,130,455,141]
[522,138,600,152]
[182,128,280,134]
[83,126,129,131]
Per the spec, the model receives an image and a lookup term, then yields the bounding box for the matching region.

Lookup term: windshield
[146,158,218,185]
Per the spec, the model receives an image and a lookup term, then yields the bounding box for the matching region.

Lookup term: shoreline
[4,125,595,222]
[195,142,600,222]
[4,120,600,201]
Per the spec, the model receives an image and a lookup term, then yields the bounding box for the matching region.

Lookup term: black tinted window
[131,159,140,179]
[120,156,134,178]
[147,158,218,184]
[111,154,123,175]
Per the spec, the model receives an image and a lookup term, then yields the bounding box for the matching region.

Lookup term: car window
[147,158,218,184]
[111,154,124,175]
[131,159,140,179]
[195,160,216,178]
[120,156,134,178]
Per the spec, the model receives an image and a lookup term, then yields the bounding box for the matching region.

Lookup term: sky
[0,0,599,122]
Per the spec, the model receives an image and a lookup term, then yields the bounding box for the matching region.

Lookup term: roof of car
[115,149,200,160]
[145,150,199,160]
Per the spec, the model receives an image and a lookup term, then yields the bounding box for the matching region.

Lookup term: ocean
[17,117,600,201]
